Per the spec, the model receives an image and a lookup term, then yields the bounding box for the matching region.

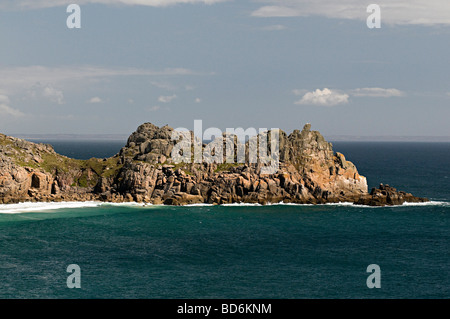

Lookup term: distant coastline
[11,134,129,141]
[327,135,450,142]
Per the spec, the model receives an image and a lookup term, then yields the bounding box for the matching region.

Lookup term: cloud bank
[0,95,25,118]
[252,0,450,25]
[351,88,405,97]
[0,65,200,115]
[0,65,197,99]
[0,0,228,10]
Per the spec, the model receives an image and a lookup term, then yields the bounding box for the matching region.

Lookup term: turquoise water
[0,142,449,299]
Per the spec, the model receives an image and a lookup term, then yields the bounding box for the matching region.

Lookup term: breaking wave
[0,199,448,214]
[0,201,102,214]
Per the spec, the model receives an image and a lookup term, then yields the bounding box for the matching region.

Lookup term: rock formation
[0,133,119,204]
[0,123,428,206]
[355,184,427,206]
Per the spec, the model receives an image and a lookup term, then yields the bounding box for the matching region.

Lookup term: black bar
[0,299,448,317]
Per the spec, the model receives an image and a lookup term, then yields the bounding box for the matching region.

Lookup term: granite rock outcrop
[0,124,428,206]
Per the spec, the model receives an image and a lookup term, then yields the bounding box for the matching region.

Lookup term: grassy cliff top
[0,133,123,188]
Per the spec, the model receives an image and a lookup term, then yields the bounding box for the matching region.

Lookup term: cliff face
[93,122,367,205]
[0,124,428,206]
[0,135,58,203]
[279,123,368,200]
[0,133,120,204]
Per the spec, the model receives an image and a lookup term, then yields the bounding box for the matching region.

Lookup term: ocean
[0,141,449,299]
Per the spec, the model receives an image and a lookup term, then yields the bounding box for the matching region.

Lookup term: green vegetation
[1,134,124,188]
[69,157,123,188]
[172,162,192,175]
[40,152,82,173]
[214,162,242,173]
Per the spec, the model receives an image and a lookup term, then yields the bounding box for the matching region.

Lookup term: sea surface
[0,141,449,299]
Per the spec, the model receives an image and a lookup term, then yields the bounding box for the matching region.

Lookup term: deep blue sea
[0,141,449,299]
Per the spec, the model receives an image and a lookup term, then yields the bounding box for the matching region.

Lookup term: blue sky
[1,0,450,137]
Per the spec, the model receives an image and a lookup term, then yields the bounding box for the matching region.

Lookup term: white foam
[322,201,449,208]
[222,201,357,207]
[0,201,102,214]
[183,203,214,207]
[221,203,262,206]
[260,201,356,207]
[0,199,447,213]
[99,202,151,208]
[241,200,450,208]
[266,202,314,206]
[329,200,449,208]
[401,201,449,207]
[324,202,355,206]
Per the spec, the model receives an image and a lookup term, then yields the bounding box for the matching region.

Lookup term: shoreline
[1,199,446,214]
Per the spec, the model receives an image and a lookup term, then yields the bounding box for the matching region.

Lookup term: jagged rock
[0,124,428,206]
[51,181,60,195]
[354,184,428,206]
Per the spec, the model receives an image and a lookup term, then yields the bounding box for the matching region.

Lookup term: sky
[0,0,450,138]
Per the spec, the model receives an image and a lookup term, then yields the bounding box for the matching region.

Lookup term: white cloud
[42,85,65,104]
[260,24,287,31]
[295,88,349,106]
[252,0,450,25]
[351,88,405,97]
[88,96,103,103]
[0,95,10,105]
[158,94,177,103]
[26,83,64,104]
[253,6,300,18]
[0,65,204,121]
[0,65,196,95]
[0,0,228,10]
[149,105,171,112]
[0,105,25,117]
[0,65,199,106]
[294,87,405,105]
[150,81,177,91]
[0,95,25,117]
[195,97,202,103]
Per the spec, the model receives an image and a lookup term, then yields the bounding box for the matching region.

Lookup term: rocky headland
[0,123,428,206]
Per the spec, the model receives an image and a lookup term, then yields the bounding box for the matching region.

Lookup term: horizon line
[7,133,450,143]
